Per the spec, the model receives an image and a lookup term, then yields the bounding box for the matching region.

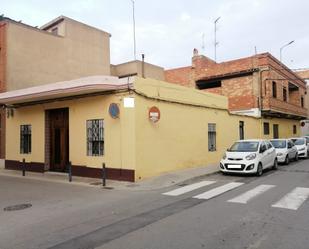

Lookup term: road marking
[162,181,216,196]
[193,182,244,200]
[227,184,275,204]
[271,187,309,210]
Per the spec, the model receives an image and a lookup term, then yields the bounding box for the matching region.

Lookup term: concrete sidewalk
[0,163,219,190]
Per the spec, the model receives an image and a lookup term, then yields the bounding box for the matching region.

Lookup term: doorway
[48,108,69,172]
[273,124,279,139]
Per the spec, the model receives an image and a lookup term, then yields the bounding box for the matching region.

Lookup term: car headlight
[300,147,306,151]
[245,153,256,160]
[222,152,227,160]
[277,153,283,156]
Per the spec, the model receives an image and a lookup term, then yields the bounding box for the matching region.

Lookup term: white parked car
[303,136,309,152]
[220,139,277,176]
[291,137,308,158]
[270,139,298,164]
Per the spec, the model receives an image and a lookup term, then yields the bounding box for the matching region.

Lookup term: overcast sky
[2,0,309,70]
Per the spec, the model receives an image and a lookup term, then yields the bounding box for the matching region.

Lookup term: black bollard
[68,161,72,182]
[22,158,26,176]
[102,163,106,187]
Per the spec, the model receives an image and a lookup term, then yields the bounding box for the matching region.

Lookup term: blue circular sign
[109,103,120,119]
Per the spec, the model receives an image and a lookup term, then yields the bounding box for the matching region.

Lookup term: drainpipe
[258,67,270,137]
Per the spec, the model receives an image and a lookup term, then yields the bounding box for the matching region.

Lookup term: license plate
[228,164,242,169]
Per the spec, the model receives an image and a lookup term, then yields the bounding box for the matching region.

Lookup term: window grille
[263,122,270,135]
[20,125,31,154]
[208,123,216,151]
[87,119,104,156]
[239,121,244,140]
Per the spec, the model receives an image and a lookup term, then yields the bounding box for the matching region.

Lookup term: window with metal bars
[87,119,104,156]
[263,122,270,135]
[20,125,31,154]
[208,123,216,151]
[239,121,244,140]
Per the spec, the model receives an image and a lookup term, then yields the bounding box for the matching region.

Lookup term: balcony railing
[262,97,307,118]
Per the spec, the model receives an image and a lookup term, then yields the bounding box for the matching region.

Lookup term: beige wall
[133,78,300,180]
[6,18,111,91]
[111,61,165,81]
[6,94,135,171]
[5,77,301,181]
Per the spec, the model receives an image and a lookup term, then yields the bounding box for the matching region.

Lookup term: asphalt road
[1,158,309,249]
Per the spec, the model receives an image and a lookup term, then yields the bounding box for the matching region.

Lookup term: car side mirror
[259,147,265,153]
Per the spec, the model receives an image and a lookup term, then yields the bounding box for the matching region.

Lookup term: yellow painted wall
[133,77,301,180]
[4,77,302,181]
[260,117,300,139]
[133,80,259,180]
[6,105,45,163]
[6,94,135,170]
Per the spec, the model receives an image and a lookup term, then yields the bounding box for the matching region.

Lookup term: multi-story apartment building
[165,50,307,138]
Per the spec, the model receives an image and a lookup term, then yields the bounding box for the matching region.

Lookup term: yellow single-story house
[0,76,300,181]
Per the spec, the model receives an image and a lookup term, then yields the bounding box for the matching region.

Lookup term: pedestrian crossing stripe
[227,184,275,204]
[193,182,244,200]
[162,181,216,196]
[272,187,309,210]
[162,182,309,211]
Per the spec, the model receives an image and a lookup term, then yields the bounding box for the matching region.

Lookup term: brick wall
[164,66,192,87]
[165,51,306,117]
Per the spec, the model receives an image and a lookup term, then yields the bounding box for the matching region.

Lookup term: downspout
[259,67,269,138]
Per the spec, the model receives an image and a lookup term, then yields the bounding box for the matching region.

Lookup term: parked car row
[219,137,309,176]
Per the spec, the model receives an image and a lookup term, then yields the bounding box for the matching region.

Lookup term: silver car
[270,139,298,164]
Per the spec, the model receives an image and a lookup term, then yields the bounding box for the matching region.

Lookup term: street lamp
[280,40,294,62]
[131,0,137,60]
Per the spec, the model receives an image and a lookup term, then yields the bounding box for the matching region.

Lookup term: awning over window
[0,75,134,105]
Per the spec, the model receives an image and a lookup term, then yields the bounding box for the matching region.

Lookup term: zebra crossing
[162,181,309,211]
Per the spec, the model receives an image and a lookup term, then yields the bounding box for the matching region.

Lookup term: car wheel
[272,159,278,170]
[256,163,263,176]
[294,153,299,161]
[285,155,290,165]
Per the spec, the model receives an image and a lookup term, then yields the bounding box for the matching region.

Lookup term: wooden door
[273,124,279,139]
[49,108,69,172]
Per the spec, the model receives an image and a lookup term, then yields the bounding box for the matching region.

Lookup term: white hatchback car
[220,139,277,176]
[291,137,308,158]
[270,139,298,164]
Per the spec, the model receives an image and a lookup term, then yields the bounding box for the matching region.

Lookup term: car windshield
[229,141,259,152]
[270,140,286,149]
[292,139,305,145]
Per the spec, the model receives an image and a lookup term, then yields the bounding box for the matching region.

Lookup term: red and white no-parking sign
[148,106,160,123]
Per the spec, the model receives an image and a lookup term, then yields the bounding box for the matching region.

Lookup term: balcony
[262,97,307,119]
